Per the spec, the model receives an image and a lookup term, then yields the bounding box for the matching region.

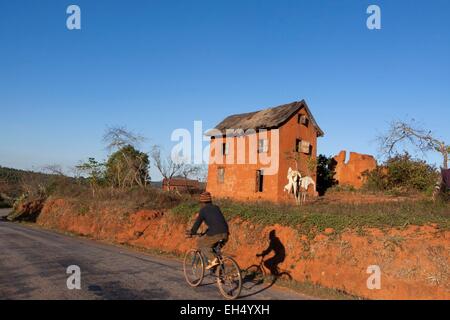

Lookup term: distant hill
[0,166,57,199]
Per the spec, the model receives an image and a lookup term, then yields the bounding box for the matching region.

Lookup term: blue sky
[1,0,449,179]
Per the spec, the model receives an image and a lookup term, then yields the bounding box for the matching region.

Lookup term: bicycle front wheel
[216,256,242,300]
[183,249,205,287]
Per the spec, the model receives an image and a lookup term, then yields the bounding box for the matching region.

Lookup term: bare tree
[378,119,449,169]
[41,164,65,176]
[151,145,187,190]
[378,119,449,200]
[195,164,208,183]
[103,126,149,189]
[103,125,145,151]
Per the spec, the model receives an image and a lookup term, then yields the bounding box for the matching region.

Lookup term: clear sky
[1,0,449,180]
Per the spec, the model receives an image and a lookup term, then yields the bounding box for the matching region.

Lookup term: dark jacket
[191,203,229,236]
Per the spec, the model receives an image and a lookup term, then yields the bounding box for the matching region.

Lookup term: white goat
[298,176,316,205]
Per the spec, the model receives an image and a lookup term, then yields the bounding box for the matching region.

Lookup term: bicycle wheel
[183,249,205,287]
[216,256,242,300]
[242,264,266,289]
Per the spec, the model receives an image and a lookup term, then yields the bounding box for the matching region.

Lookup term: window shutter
[255,170,261,192]
[301,141,311,154]
[299,115,309,126]
[258,139,268,153]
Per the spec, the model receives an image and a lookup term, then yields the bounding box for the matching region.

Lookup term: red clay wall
[333,151,377,188]
[278,108,318,202]
[206,133,279,202]
[206,107,320,203]
[37,198,450,300]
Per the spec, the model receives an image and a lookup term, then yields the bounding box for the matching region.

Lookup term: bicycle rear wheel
[216,256,242,300]
[183,249,205,287]
[242,264,266,289]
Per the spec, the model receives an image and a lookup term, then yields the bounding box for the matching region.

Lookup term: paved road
[0,208,10,219]
[0,217,312,300]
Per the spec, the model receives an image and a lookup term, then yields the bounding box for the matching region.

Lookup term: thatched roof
[205,100,324,137]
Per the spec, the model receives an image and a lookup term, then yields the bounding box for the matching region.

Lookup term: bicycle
[242,254,292,289]
[242,255,267,289]
[183,232,242,300]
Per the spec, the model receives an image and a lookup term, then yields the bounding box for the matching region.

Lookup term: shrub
[363,153,438,193]
[316,155,337,196]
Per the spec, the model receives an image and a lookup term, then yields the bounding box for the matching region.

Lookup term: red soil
[38,198,450,300]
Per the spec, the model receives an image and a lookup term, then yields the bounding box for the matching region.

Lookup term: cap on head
[199,192,212,203]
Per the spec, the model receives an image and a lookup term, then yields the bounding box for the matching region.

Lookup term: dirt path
[0,220,314,300]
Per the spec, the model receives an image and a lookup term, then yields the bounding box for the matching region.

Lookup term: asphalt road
[0,211,311,300]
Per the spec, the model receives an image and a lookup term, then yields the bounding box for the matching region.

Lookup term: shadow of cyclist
[240,230,292,298]
[257,230,287,277]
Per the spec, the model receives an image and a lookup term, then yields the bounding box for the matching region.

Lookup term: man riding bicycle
[187,192,229,270]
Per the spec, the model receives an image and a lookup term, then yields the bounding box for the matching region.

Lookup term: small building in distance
[162,177,202,193]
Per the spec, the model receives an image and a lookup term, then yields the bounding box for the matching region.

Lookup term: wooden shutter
[301,141,311,154]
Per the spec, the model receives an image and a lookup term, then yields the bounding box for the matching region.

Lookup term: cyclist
[188,191,229,270]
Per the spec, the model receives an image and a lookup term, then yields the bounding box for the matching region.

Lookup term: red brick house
[205,100,324,203]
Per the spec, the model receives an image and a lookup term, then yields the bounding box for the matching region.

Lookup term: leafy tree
[316,155,337,196]
[105,145,150,188]
[75,158,105,196]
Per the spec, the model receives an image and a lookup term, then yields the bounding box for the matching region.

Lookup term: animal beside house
[283,167,316,205]
[205,100,324,203]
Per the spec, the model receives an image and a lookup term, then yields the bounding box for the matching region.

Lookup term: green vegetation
[316,154,337,196]
[171,198,450,236]
[363,152,439,195]
[105,145,150,188]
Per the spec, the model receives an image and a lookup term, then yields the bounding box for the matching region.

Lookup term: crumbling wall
[333,151,377,188]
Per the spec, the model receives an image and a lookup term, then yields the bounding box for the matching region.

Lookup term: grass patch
[171,199,450,236]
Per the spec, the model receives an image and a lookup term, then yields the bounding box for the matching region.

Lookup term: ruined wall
[37,198,450,300]
[333,151,377,189]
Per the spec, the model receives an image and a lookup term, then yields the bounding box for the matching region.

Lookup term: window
[298,114,309,127]
[222,143,229,155]
[256,170,264,192]
[295,139,301,152]
[295,139,311,154]
[217,167,225,184]
[258,139,268,153]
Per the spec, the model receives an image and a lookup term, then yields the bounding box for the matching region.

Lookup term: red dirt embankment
[38,198,450,300]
